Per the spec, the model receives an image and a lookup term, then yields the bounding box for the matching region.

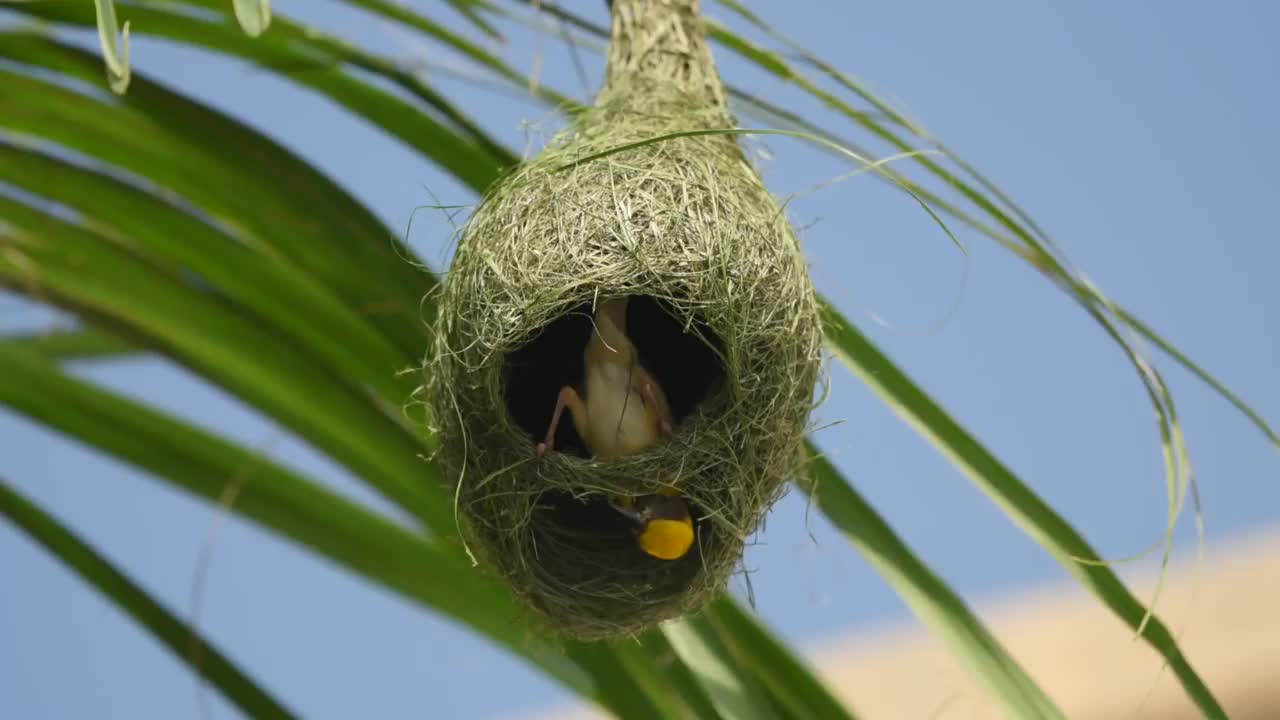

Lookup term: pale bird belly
[583,366,659,457]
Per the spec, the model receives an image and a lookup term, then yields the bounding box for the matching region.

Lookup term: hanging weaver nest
[427,0,822,639]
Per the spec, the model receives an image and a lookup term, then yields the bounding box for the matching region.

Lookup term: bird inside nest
[535,296,695,561]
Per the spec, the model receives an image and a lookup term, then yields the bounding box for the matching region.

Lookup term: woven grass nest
[428,0,822,639]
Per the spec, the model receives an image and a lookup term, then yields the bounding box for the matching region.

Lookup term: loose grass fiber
[428,0,822,639]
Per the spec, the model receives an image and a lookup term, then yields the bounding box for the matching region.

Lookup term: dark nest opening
[503,294,725,457]
[510,482,727,637]
[526,489,716,594]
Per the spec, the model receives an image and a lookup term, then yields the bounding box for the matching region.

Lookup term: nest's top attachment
[428,0,822,639]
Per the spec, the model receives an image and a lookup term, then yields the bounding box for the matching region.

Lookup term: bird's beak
[608,497,645,526]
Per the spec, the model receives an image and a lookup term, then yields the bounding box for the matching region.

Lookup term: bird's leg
[641,380,674,437]
[537,385,588,457]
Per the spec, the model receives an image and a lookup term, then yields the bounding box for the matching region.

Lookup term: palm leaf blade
[0,477,296,719]
[0,194,447,531]
[818,302,1225,718]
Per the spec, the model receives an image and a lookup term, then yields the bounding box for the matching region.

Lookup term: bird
[536,296,695,561]
[611,487,696,561]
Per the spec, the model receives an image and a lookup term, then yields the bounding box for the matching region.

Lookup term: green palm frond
[1,2,1268,718]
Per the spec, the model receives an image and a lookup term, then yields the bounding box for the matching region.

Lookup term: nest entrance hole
[504,295,725,457]
[530,489,709,572]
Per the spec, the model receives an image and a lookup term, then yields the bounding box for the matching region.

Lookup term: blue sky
[2,2,1278,718]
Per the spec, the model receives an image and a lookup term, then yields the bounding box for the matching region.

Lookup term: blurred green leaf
[626,631,727,720]
[0,326,137,361]
[708,0,1276,456]
[11,2,514,190]
[340,0,548,97]
[704,597,859,720]
[0,344,592,692]
[801,449,1062,719]
[0,32,432,356]
[818,301,1225,719]
[585,640,700,720]
[0,476,296,719]
[0,343,758,718]
[232,0,271,37]
[664,614,784,720]
[0,141,409,402]
[0,195,447,532]
[440,0,504,40]
[91,0,130,93]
